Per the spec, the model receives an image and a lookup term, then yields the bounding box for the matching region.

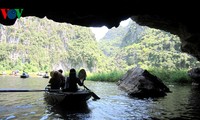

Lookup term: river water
[0,76,200,120]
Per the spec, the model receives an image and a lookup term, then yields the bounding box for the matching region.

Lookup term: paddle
[78,69,100,100]
[83,85,100,100]
[0,89,45,92]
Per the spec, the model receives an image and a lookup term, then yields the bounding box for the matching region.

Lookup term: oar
[83,85,100,100]
[78,69,100,100]
[0,89,45,92]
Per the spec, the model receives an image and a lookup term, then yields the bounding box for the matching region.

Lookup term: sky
[90,18,131,40]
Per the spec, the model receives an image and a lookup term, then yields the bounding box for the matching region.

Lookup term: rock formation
[1,1,200,61]
[188,68,200,85]
[117,67,170,98]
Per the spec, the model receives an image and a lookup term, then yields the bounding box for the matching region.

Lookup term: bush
[147,67,192,83]
[87,70,125,82]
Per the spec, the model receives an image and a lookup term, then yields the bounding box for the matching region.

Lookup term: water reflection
[186,85,200,120]
[43,102,91,119]
[1,76,200,119]
[147,84,200,120]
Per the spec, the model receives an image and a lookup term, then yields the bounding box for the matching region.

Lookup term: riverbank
[1,68,193,83]
[87,68,193,84]
[0,71,46,78]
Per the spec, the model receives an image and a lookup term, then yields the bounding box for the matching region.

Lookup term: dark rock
[188,68,200,84]
[117,67,170,98]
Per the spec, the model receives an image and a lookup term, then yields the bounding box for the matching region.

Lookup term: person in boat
[63,68,83,92]
[58,69,65,90]
[48,71,62,90]
[43,71,49,77]
[78,69,87,84]
[22,70,26,76]
[50,70,54,78]
[45,71,48,76]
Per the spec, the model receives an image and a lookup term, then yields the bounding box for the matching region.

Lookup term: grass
[1,67,193,84]
[87,70,125,82]
[147,68,193,84]
[87,67,193,84]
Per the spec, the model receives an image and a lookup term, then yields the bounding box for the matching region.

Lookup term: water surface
[0,76,200,120]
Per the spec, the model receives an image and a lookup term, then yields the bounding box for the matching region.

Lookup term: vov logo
[0,8,24,20]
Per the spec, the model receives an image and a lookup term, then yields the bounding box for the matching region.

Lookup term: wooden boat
[20,74,29,78]
[43,75,49,78]
[44,69,100,106]
[44,87,93,106]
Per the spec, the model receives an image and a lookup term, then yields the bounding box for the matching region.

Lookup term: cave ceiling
[1,0,200,60]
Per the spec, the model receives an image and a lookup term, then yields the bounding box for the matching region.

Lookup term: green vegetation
[99,21,200,71]
[0,17,199,83]
[0,17,110,73]
[147,67,192,83]
[87,70,125,82]
[86,67,192,84]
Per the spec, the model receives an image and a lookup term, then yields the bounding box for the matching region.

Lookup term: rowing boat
[44,87,93,106]
[44,69,100,106]
[20,74,29,78]
[43,75,49,78]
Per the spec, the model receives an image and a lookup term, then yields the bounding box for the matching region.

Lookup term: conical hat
[78,69,87,80]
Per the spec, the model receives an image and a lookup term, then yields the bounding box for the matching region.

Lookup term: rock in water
[117,67,170,98]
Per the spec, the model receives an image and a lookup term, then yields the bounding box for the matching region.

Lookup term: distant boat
[43,75,49,78]
[20,73,29,78]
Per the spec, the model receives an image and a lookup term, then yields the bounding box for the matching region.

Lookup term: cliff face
[132,15,200,61]
[1,1,200,60]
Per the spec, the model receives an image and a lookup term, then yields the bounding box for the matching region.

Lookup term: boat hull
[20,75,29,78]
[43,76,49,78]
[44,89,92,106]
